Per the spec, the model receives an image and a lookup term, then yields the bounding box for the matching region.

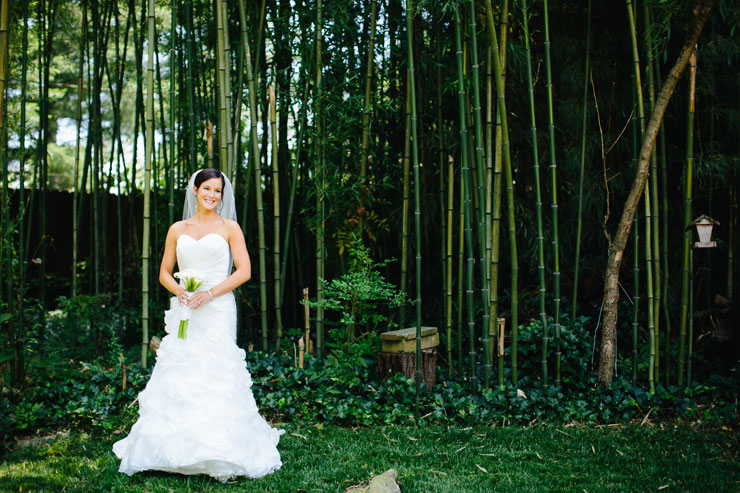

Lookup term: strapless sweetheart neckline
[178,232,229,244]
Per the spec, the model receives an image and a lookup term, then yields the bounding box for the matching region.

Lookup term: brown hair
[194,168,225,189]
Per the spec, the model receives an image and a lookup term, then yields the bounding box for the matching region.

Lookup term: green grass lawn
[2,423,739,492]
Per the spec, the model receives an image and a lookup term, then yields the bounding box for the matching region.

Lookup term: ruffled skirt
[113,294,284,481]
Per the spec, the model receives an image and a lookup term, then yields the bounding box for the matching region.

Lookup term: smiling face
[194,177,223,212]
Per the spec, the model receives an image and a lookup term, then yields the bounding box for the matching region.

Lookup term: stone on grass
[346,469,401,493]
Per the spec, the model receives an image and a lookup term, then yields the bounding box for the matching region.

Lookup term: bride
[113,168,284,481]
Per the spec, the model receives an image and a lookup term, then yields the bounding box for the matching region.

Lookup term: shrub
[306,235,407,353]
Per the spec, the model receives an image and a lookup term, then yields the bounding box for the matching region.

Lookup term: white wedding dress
[113,233,284,481]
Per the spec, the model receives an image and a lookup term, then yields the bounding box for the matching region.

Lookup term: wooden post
[304,287,311,353]
[299,287,310,368]
[497,317,506,357]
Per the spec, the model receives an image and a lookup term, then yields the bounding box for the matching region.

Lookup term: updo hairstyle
[194,168,225,190]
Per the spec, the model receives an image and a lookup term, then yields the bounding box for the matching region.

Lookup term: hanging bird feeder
[690,215,719,248]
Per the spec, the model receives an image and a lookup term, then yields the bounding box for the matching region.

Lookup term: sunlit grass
[2,424,739,492]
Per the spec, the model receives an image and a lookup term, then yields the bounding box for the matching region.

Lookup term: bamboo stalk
[572,0,592,321]
[687,247,694,384]
[238,0,269,349]
[154,32,170,201]
[142,0,156,368]
[0,0,7,168]
[405,0,423,415]
[454,7,476,392]
[221,0,234,179]
[643,3,662,383]
[485,0,519,386]
[215,0,229,173]
[446,156,454,372]
[631,87,640,386]
[37,0,52,328]
[488,0,509,389]
[729,178,736,301]
[469,0,492,389]
[400,75,411,327]
[0,0,9,375]
[15,0,30,386]
[657,63,672,385]
[279,81,310,305]
[184,0,198,172]
[90,0,102,296]
[645,185,656,394]
[522,0,550,387]
[314,0,325,358]
[626,0,655,392]
[359,0,378,180]
[488,0,508,374]
[457,150,465,372]
[109,1,125,299]
[485,48,494,368]
[269,85,283,350]
[679,49,697,386]
[543,0,562,385]
[168,0,177,225]
[436,12,448,372]
[72,0,86,298]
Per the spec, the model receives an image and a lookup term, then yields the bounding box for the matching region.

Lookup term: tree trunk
[597,0,715,385]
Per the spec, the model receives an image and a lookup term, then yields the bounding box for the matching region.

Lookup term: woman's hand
[186,290,212,309]
[176,288,191,306]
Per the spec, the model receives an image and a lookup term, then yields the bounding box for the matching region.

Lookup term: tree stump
[377,327,439,389]
[378,349,438,389]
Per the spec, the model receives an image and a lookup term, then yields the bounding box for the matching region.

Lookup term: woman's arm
[159,223,189,299]
[210,220,251,297]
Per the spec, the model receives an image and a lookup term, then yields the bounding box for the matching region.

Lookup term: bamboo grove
[0,0,738,394]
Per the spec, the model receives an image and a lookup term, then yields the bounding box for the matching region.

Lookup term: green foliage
[513,313,593,389]
[307,236,407,348]
[239,345,739,428]
[2,346,151,451]
[1,297,149,451]
[4,296,738,454]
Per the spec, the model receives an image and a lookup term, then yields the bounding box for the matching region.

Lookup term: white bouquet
[174,270,206,339]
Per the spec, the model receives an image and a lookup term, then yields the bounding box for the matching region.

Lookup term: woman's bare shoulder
[224,218,242,232]
[224,219,244,241]
[168,221,187,236]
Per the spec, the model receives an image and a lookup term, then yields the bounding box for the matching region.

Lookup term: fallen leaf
[555,429,575,438]
[430,469,448,476]
[291,433,307,440]
[657,485,670,490]
[516,388,528,399]
[455,445,467,453]
[475,464,488,474]
[408,436,418,441]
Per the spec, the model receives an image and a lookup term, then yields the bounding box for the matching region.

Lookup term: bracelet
[207,289,214,301]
